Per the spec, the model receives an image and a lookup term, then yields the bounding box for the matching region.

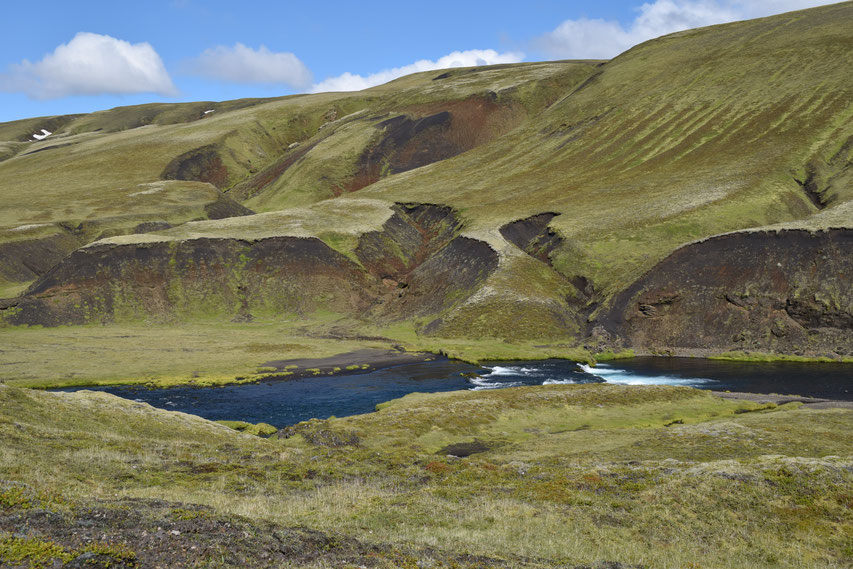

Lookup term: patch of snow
[129,188,162,197]
[129,183,166,197]
[288,142,300,149]
[32,129,52,141]
[9,223,50,232]
[203,109,215,114]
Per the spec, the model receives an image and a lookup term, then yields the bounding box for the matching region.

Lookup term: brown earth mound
[342,94,522,193]
[161,144,230,188]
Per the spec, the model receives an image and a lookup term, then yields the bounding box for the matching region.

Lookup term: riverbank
[2,320,851,391]
[0,321,413,389]
[716,391,853,410]
[259,348,440,380]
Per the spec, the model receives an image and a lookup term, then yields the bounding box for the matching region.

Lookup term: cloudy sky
[0,0,837,122]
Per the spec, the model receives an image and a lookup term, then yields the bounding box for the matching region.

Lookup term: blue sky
[0,0,835,123]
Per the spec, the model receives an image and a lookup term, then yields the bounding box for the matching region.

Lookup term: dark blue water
[64,357,853,427]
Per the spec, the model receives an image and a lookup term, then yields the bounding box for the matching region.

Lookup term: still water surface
[67,357,853,427]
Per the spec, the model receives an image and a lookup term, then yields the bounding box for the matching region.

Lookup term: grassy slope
[355,3,853,296]
[0,61,592,233]
[1,382,850,567]
[241,61,599,212]
[0,94,339,230]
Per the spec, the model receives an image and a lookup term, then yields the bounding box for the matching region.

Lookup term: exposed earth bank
[601,228,853,359]
[2,221,850,364]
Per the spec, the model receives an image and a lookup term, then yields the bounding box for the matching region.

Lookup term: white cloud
[0,32,176,100]
[310,49,524,93]
[186,43,312,88]
[538,0,835,59]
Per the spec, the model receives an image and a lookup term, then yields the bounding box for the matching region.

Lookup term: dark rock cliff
[0,230,81,285]
[355,203,498,319]
[601,229,853,357]
[1,203,499,328]
[4,237,376,326]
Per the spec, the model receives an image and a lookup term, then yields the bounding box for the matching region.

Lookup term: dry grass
[1,382,850,567]
[0,319,398,388]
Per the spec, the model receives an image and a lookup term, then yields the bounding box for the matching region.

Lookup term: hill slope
[1,3,852,374]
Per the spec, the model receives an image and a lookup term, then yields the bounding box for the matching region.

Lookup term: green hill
[1,3,852,383]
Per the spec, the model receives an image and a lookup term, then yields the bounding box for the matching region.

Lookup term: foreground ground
[1,382,851,568]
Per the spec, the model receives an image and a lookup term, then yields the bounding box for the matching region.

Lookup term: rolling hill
[1,2,851,381]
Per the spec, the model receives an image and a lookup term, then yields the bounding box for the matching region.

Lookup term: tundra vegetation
[1,382,852,568]
[0,3,852,567]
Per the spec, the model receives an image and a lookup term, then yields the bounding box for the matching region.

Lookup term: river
[62,357,853,427]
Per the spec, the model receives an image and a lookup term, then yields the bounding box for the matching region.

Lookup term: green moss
[711,351,853,363]
[171,507,211,521]
[216,420,278,437]
[0,536,70,568]
[0,486,31,510]
[79,542,138,566]
[593,349,636,362]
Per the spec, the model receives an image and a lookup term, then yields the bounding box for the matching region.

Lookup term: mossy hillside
[216,420,278,437]
[0,180,245,244]
[335,383,770,452]
[423,250,586,341]
[1,383,850,567]
[0,61,592,233]
[102,197,395,252]
[355,3,853,298]
[710,351,853,363]
[365,60,598,112]
[242,62,599,213]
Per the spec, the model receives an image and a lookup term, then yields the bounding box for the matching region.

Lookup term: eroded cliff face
[343,95,521,193]
[1,204,499,328]
[3,237,376,326]
[602,229,853,357]
[355,203,498,319]
[3,203,851,359]
[0,230,81,285]
[499,213,562,265]
[0,183,253,299]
